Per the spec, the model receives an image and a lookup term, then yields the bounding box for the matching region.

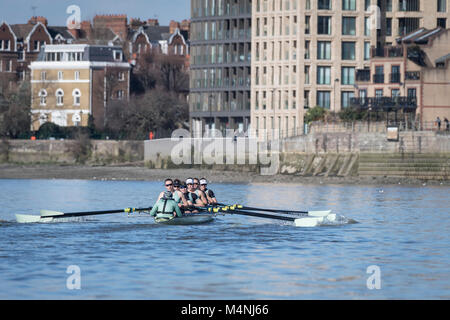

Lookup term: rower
[199,178,217,204]
[149,191,182,219]
[157,178,188,208]
[186,178,205,209]
[193,177,208,206]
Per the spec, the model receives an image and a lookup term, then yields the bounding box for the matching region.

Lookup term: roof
[86,45,127,62]
[47,26,75,40]
[399,27,444,45]
[36,44,127,63]
[10,24,34,41]
[136,25,171,43]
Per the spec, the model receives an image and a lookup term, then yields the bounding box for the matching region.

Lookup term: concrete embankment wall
[0,140,144,164]
[1,131,449,180]
[144,131,450,180]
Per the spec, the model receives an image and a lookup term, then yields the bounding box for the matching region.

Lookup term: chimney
[169,20,180,34]
[28,16,48,26]
[93,14,128,40]
[146,19,159,26]
[80,20,93,39]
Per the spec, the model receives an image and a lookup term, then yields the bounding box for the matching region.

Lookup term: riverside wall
[144,131,450,180]
[1,131,449,180]
[0,139,144,164]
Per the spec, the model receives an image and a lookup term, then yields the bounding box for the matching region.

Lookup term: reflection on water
[0,179,449,299]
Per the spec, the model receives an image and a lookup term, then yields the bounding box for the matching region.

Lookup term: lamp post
[334,78,340,111]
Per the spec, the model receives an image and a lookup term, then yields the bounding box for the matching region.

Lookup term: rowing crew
[149,177,217,218]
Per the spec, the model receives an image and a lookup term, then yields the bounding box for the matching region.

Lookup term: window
[116,90,124,100]
[74,71,80,80]
[305,16,310,34]
[41,71,46,81]
[391,89,400,98]
[364,42,371,60]
[58,71,63,81]
[317,66,331,85]
[318,0,331,10]
[56,89,64,106]
[341,91,355,108]
[375,89,383,98]
[304,66,310,84]
[118,72,125,81]
[317,41,331,60]
[39,89,47,106]
[317,91,331,109]
[72,89,81,106]
[342,42,356,60]
[318,16,332,34]
[437,18,447,28]
[113,50,123,61]
[407,88,417,98]
[341,67,355,85]
[343,0,356,10]
[437,0,447,12]
[342,17,356,35]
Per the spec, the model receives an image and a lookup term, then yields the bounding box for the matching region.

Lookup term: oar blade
[40,210,64,217]
[16,214,52,224]
[308,210,332,217]
[294,217,324,227]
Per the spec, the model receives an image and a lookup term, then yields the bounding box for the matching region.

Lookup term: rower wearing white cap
[193,177,208,206]
[199,178,217,204]
[186,178,205,208]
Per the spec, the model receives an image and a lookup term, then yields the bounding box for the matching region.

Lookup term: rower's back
[150,192,182,218]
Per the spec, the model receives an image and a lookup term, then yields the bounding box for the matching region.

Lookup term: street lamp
[334,78,340,110]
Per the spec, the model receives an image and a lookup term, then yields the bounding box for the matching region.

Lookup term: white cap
[200,179,208,185]
[186,178,194,184]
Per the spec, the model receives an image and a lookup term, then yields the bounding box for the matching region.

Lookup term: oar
[209,206,335,227]
[217,203,331,217]
[15,207,152,223]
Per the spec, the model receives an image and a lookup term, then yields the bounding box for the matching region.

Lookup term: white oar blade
[16,214,44,223]
[294,217,324,227]
[40,210,64,217]
[308,210,332,217]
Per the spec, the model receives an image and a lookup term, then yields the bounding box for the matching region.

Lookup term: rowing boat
[155,214,215,226]
[14,205,353,227]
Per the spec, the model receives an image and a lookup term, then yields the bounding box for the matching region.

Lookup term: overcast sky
[0,0,191,26]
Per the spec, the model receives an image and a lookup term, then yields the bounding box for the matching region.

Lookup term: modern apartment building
[190,0,252,136]
[251,0,450,138]
[30,44,130,131]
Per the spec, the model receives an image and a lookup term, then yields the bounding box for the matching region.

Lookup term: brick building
[29,44,131,131]
[353,27,450,128]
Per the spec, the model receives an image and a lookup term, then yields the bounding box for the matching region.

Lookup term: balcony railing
[356,69,371,82]
[350,96,417,111]
[371,46,404,58]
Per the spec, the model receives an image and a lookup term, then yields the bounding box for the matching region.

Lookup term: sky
[0,0,191,26]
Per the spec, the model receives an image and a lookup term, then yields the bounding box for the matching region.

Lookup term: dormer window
[113,50,123,61]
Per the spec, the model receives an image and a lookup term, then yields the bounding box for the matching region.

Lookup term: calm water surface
[0,179,449,299]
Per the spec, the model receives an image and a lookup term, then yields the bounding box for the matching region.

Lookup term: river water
[0,179,448,299]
